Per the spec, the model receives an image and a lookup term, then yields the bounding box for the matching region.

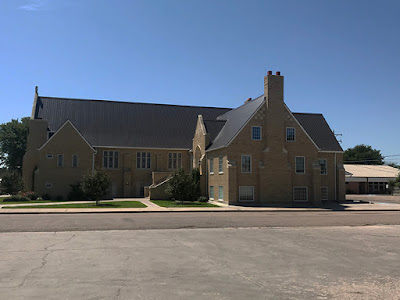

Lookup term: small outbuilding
[344,164,399,194]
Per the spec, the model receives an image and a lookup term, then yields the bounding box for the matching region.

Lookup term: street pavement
[1,226,400,299]
[1,211,400,232]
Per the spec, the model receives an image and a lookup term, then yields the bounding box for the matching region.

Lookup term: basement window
[293,187,308,202]
[209,186,214,200]
[321,187,328,201]
[239,186,254,202]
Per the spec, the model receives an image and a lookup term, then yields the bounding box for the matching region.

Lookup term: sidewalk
[2,197,400,214]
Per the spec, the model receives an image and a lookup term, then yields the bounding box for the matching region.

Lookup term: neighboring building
[23,71,345,204]
[345,164,400,194]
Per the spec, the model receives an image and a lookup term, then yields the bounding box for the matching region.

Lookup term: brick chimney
[264,71,284,151]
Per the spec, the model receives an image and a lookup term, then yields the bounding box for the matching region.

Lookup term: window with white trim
[252,126,262,140]
[319,159,327,175]
[241,155,251,173]
[209,158,214,174]
[218,186,223,201]
[137,152,151,169]
[321,187,328,201]
[293,187,308,201]
[46,154,53,159]
[72,154,78,168]
[168,152,182,169]
[103,151,119,169]
[239,186,254,202]
[209,186,214,200]
[57,154,63,167]
[286,127,295,141]
[295,156,305,174]
[218,157,223,174]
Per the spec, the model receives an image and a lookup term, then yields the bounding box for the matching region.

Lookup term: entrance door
[136,183,145,198]
[111,183,118,198]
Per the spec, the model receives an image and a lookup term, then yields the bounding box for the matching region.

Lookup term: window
[293,187,308,201]
[239,186,254,202]
[72,154,78,168]
[209,158,214,174]
[218,186,223,201]
[321,187,328,201]
[57,154,63,167]
[241,155,251,173]
[103,151,119,169]
[46,154,53,159]
[137,152,151,169]
[295,156,305,174]
[286,127,295,141]
[319,159,327,175]
[168,152,182,169]
[209,186,214,200]
[252,126,262,140]
[45,183,52,189]
[218,157,223,174]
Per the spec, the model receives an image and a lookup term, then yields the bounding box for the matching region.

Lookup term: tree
[0,170,24,195]
[343,144,384,165]
[81,168,111,205]
[0,118,30,172]
[165,168,201,202]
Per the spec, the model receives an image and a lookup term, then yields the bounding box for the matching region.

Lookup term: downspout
[334,153,337,201]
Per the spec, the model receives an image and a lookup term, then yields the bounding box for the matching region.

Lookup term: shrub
[23,191,39,200]
[81,168,111,205]
[0,170,23,195]
[68,183,88,201]
[165,168,201,202]
[3,194,30,202]
[197,196,208,202]
[42,193,51,200]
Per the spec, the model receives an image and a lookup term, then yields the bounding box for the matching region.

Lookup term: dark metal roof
[35,97,231,149]
[292,113,343,152]
[207,95,265,150]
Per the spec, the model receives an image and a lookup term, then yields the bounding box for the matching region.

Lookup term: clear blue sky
[1,0,399,163]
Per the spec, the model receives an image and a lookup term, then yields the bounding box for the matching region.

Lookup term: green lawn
[0,197,67,205]
[2,201,147,209]
[151,200,219,208]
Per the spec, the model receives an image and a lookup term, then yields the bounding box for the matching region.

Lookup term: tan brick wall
[207,150,229,203]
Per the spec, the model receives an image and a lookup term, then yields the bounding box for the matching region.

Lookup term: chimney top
[276,71,281,76]
[267,71,272,75]
[35,86,38,95]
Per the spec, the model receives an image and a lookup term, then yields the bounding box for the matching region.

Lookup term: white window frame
[319,159,327,175]
[209,158,214,174]
[241,155,252,173]
[103,151,119,169]
[57,154,64,168]
[168,152,182,170]
[46,154,53,159]
[137,152,151,169]
[293,187,308,202]
[218,186,223,201]
[251,126,262,140]
[218,157,223,174]
[286,127,296,142]
[321,186,328,201]
[72,154,79,168]
[295,156,305,174]
[239,186,254,202]
[209,186,214,200]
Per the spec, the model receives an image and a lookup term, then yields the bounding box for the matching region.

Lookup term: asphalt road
[1,211,400,232]
[1,226,400,299]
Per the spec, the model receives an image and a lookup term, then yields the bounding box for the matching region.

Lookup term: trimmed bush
[3,194,30,202]
[23,191,39,200]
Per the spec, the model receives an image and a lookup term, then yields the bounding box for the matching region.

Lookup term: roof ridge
[38,96,232,110]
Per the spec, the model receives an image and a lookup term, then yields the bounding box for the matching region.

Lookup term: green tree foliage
[0,118,30,172]
[165,168,201,202]
[81,168,111,205]
[0,170,24,195]
[343,144,384,165]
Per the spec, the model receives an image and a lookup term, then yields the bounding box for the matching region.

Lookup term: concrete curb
[2,208,400,214]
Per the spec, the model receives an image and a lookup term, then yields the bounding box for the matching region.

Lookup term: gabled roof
[34,97,231,149]
[206,95,343,152]
[344,164,400,178]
